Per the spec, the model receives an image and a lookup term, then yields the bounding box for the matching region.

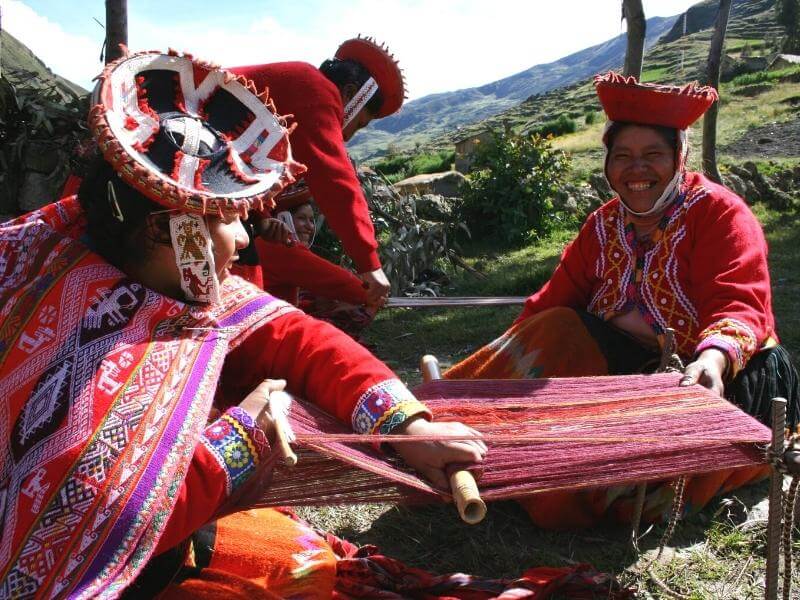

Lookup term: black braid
[77,159,171,269]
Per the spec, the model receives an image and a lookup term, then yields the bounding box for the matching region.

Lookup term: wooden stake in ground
[105,0,128,63]
[702,0,732,185]
[622,0,646,79]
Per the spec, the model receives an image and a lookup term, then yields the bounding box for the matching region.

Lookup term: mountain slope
[349,14,678,160]
[1,30,87,98]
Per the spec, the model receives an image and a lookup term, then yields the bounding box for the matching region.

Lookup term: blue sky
[5,0,699,100]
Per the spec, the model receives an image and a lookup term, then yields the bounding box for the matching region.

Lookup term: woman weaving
[0,50,495,599]
[446,71,800,528]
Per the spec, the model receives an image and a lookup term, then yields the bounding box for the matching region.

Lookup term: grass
[731,66,800,87]
[300,171,800,597]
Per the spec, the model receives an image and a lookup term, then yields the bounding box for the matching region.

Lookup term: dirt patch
[722,116,800,158]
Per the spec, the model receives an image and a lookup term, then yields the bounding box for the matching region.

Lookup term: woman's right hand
[258,218,294,245]
[221,379,287,513]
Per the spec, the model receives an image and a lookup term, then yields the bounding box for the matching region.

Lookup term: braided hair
[78,158,171,269]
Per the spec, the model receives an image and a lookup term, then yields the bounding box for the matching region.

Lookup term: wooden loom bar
[420,354,487,525]
[386,296,526,308]
[270,390,299,467]
[765,397,786,600]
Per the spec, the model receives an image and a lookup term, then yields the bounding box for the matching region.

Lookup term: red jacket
[257,239,368,306]
[156,308,427,554]
[230,62,381,273]
[517,172,776,375]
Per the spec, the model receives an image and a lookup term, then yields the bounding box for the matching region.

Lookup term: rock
[393,171,466,198]
[723,173,747,199]
[415,194,455,221]
[588,172,614,201]
[757,137,773,144]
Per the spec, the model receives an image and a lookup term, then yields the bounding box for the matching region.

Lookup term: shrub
[373,149,455,182]
[314,169,469,296]
[584,110,598,125]
[458,129,571,244]
[531,114,577,138]
[0,73,90,214]
[730,65,800,86]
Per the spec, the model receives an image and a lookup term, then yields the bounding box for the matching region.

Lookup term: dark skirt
[578,312,800,430]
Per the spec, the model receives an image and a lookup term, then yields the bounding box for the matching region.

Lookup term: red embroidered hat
[89,48,306,218]
[594,71,718,130]
[335,36,406,117]
[274,179,312,212]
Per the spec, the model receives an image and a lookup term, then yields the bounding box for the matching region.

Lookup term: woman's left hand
[679,348,729,397]
[389,417,487,490]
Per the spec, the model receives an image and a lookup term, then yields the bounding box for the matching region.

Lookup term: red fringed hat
[335,36,406,117]
[594,71,718,130]
[274,179,312,212]
[89,48,306,218]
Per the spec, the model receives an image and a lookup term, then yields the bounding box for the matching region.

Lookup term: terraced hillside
[429,0,782,154]
[353,0,783,165]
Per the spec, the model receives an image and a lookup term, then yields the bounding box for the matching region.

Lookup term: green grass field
[303,148,800,598]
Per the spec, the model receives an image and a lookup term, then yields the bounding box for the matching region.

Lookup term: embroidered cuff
[201,407,270,496]
[351,379,431,435]
[696,318,758,376]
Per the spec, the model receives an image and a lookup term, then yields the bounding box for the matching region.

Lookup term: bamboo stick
[420,354,487,525]
[269,390,298,467]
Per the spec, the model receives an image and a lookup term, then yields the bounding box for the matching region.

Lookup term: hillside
[351,0,780,162]
[1,30,87,99]
[348,14,677,160]
[424,0,782,155]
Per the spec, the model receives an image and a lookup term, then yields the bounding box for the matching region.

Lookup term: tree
[777,0,800,53]
[622,0,646,79]
[702,0,731,184]
[105,0,128,63]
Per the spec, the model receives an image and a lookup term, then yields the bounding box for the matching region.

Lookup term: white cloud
[2,0,102,89]
[3,0,698,99]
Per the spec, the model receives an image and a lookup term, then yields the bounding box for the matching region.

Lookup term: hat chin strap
[342,77,378,129]
[619,170,683,218]
[169,213,221,304]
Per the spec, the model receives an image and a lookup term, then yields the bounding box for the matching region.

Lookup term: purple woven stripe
[217,292,279,328]
[76,334,222,593]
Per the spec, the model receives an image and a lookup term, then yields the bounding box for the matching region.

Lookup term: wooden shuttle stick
[419,354,487,525]
[269,390,299,467]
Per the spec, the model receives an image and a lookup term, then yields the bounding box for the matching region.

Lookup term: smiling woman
[445,70,800,531]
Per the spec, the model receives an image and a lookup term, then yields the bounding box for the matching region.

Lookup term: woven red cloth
[328,532,635,599]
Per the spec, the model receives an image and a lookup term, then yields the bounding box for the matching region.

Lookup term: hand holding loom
[238,379,298,466]
[419,354,488,524]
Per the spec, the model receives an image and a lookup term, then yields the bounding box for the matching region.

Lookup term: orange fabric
[445,307,608,380]
[161,569,283,600]
[161,508,337,600]
[445,307,769,530]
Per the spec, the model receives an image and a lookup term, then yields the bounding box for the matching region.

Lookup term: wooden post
[420,354,487,525]
[105,0,128,63]
[702,0,732,184]
[622,0,646,79]
[765,397,786,600]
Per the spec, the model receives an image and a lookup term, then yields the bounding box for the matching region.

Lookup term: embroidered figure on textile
[176,219,208,262]
[17,359,71,446]
[83,284,142,330]
[182,264,212,298]
[20,468,49,513]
